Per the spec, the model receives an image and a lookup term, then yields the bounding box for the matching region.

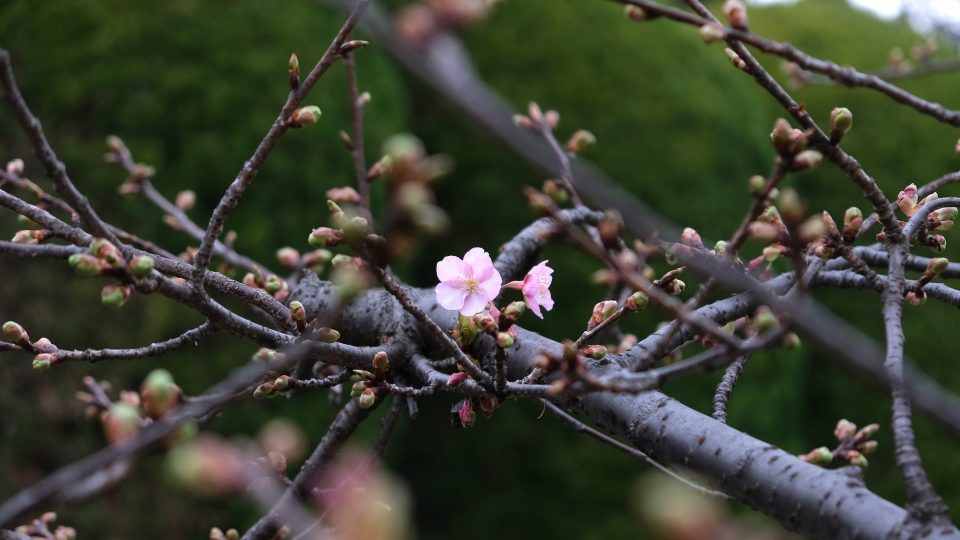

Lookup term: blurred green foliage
[1,0,959,538]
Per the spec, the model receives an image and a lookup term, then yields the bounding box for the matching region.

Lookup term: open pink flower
[435,247,503,316]
[505,260,554,319]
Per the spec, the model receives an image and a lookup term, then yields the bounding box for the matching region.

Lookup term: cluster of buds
[911,41,938,63]
[533,340,592,396]
[891,183,956,252]
[747,206,788,244]
[104,136,157,195]
[450,394,498,427]
[906,257,950,306]
[241,270,289,302]
[349,369,381,409]
[653,267,685,296]
[78,372,188,446]
[769,119,822,172]
[3,322,60,370]
[886,47,912,77]
[13,512,76,540]
[799,419,878,469]
[513,102,560,132]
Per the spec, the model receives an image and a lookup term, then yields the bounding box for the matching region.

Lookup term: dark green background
[2,0,959,537]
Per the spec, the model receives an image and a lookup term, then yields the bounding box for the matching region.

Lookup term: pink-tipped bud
[680,227,704,249]
[855,423,880,442]
[799,446,834,466]
[747,175,766,197]
[326,186,361,206]
[770,118,793,153]
[275,247,300,268]
[89,238,124,268]
[724,47,747,71]
[663,279,685,296]
[101,284,133,309]
[512,114,533,129]
[263,274,284,294]
[372,351,389,373]
[503,301,526,324]
[834,418,857,441]
[752,306,778,333]
[897,183,919,216]
[929,234,947,253]
[496,332,515,349]
[289,106,322,127]
[599,210,624,250]
[447,371,469,387]
[623,5,649,21]
[588,300,619,330]
[141,369,180,419]
[128,255,155,278]
[906,290,927,306]
[32,352,55,371]
[926,257,949,277]
[457,399,475,427]
[308,227,345,248]
[473,313,498,334]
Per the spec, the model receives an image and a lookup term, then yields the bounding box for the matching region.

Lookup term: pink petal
[526,295,544,319]
[437,256,467,282]
[460,292,488,316]
[436,282,467,311]
[478,270,503,301]
[463,247,493,273]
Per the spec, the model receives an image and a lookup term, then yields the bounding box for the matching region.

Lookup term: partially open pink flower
[505,260,554,319]
[435,247,502,316]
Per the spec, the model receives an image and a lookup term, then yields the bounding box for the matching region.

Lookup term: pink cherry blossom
[505,260,554,319]
[435,247,503,316]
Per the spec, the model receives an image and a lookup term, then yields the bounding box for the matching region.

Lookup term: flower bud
[496,332,514,349]
[289,105,322,127]
[275,247,300,268]
[141,369,180,419]
[752,306,777,333]
[89,238,124,267]
[723,0,748,29]
[906,289,926,306]
[273,375,292,390]
[6,158,24,176]
[372,351,389,373]
[781,332,801,349]
[724,47,747,71]
[834,419,857,441]
[588,300,619,330]
[473,312,498,334]
[625,291,649,311]
[842,207,863,241]
[308,226,345,248]
[747,175,766,197]
[524,187,555,215]
[680,227,703,249]
[623,5,649,21]
[102,403,142,444]
[699,22,725,43]
[847,451,869,469]
[581,345,607,360]
[350,380,367,397]
[829,107,853,142]
[358,387,377,409]
[897,183,918,216]
[263,274,283,294]
[101,284,133,309]
[857,440,878,455]
[770,118,793,154]
[289,300,307,326]
[253,382,276,399]
[799,446,834,466]
[326,186,361,206]
[663,279,685,295]
[542,179,569,205]
[447,371,468,387]
[503,301,526,324]
[32,352,55,371]
[791,150,822,171]
[598,210,624,250]
[175,190,196,211]
[69,253,103,277]
[929,234,947,253]
[317,327,340,343]
[128,255,155,278]
[288,52,300,89]
[3,321,29,344]
[777,188,805,226]
[457,398,475,427]
[855,423,880,441]
[512,114,533,129]
[926,257,949,277]
[343,216,369,242]
[565,130,596,154]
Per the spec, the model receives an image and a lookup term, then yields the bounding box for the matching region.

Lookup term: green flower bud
[290,105,321,127]
[927,257,949,277]
[3,321,29,343]
[102,403,142,444]
[799,446,834,466]
[101,284,132,309]
[625,291,648,311]
[791,150,823,172]
[141,369,179,419]
[699,22,725,43]
[263,274,284,294]
[372,351,389,373]
[69,253,103,277]
[829,107,853,140]
[358,387,377,409]
[33,353,55,371]
[308,227,344,248]
[127,255,155,278]
[496,332,514,349]
[317,327,340,343]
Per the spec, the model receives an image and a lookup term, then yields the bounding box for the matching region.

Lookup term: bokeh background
[2,0,960,538]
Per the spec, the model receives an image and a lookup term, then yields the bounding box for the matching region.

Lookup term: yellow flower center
[464,277,480,293]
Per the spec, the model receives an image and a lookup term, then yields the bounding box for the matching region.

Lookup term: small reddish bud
[722,0,748,29]
[3,321,29,344]
[799,446,834,466]
[680,227,703,249]
[69,253,103,277]
[599,210,624,249]
[288,52,300,89]
[457,398,475,427]
[496,332,515,349]
[588,300,619,330]
[102,403,142,444]
[89,238,124,268]
[326,186,361,206]
[855,423,880,441]
[906,290,927,306]
[858,440,878,455]
[724,48,747,71]
[565,129,596,154]
[503,301,526,324]
[748,175,766,197]
[834,419,857,441]
[663,279,685,295]
[253,382,276,399]
[542,179,569,205]
[474,312,498,334]
[447,371,468,387]
[5,158,24,176]
[897,183,919,216]
[275,247,300,268]
[581,345,607,360]
[289,300,307,327]
[33,352,56,371]
[843,207,863,241]
[623,5,650,21]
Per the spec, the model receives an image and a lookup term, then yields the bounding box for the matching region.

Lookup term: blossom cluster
[435,247,553,318]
